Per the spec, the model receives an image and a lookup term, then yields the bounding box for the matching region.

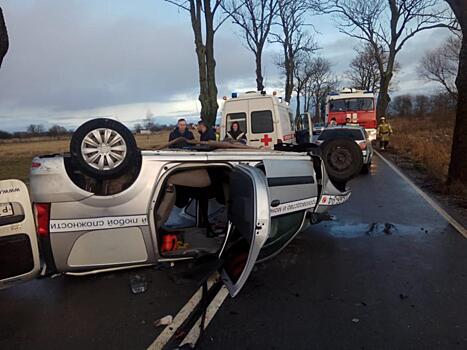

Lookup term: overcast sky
[0,0,453,131]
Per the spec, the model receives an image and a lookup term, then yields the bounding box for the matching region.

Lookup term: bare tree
[390,94,413,117]
[0,7,8,69]
[444,0,467,189]
[272,0,317,103]
[346,43,399,92]
[346,44,381,92]
[419,36,460,100]
[314,0,454,117]
[412,94,431,117]
[293,52,312,117]
[48,125,68,139]
[26,124,45,135]
[164,1,227,126]
[223,0,279,91]
[304,56,338,122]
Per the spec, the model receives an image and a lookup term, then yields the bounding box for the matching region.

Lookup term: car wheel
[320,137,363,185]
[70,118,139,179]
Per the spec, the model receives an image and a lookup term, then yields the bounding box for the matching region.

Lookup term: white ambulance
[220,91,313,149]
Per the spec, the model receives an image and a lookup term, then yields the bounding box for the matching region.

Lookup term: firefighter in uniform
[377,117,393,150]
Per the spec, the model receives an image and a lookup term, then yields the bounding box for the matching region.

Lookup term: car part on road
[129,274,148,294]
[153,315,173,328]
[70,118,139,179]
[308,212,334,225]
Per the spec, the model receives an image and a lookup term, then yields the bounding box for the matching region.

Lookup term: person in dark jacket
[224,121,247,144]
[197,120,216,141]
[168,118,194,148]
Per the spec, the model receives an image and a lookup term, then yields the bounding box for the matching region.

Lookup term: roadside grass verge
[389,115,454,183]
[389,114,466,199]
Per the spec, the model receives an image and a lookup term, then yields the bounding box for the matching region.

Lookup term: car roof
[324,125,364,131]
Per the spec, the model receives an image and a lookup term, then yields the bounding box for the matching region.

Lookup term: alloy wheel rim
[80,128,127,171]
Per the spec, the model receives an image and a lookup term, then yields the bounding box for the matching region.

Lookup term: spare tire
[70,118,138,179]
[320,137,363,186]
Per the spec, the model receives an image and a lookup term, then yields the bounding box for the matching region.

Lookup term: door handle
[270,199,281,207]
[251,139,260,141]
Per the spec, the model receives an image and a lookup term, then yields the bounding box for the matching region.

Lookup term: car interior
[155,166,234,258]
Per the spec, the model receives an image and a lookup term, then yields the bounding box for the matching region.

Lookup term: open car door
[295,112,313,144]
[258,158,317,260]
[220,165,270,297]
[0,179,40,289]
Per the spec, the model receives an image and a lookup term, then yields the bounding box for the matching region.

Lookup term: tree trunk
[314,92,320,122]
[448,29,467,188]
[255,47,264,91]
[296,92,301,117]
[0,7,8,68]
[283,55,293,103]
[377,72,393,117]
[188,0,219,128]
[304,85,309,112]
[203,0,218,127]
[445,0,467,188]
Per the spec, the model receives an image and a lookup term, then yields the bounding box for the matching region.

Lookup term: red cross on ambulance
[261,134,273,147]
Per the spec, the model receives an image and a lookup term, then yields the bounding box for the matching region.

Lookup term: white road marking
[180,285,230,347]
[375,151,467,238]
[147,274,220,350]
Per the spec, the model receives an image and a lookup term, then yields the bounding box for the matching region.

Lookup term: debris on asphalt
[352,318,360,323]
[383,223,397,235]
[153,315,173,328]
[399,293,409,300]
[129,274,148,294]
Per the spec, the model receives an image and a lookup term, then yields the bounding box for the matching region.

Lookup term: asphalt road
[1,154,466,350]
[198,155,467,349]
[0,258,216,349]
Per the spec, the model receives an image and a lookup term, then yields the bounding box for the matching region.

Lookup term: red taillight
[35,203,50,237]
[359,143,367,150]
[31,162,41,169]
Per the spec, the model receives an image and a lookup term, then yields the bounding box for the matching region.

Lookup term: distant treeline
[388,92,456,119]
[0,121,177,140]
[0,124,72,140]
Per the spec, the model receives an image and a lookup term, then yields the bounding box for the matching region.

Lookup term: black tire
[70,118,138,179]
[320,137,363,185]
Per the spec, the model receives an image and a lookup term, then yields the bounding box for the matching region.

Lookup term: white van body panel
[221,92,296,149]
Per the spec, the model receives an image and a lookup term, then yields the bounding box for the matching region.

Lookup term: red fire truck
[325,89,377,141]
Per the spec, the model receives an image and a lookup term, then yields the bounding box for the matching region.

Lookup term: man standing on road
[197,120,216,141]
[168,118,194,148]
[377,117,393,150]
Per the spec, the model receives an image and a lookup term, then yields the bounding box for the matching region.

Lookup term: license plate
[0,203,14,218]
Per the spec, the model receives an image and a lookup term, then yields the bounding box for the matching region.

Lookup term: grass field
[0,132,170,182]
[389,115,454,186]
